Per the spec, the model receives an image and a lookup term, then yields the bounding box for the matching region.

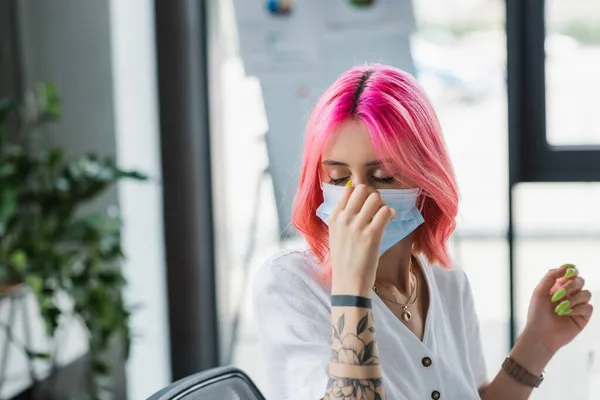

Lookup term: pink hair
[293,64,459,277]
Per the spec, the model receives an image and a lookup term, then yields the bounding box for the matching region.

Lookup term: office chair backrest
[147,366,266,400]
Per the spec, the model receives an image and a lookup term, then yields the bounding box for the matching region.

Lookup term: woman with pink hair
[252,64,593,400]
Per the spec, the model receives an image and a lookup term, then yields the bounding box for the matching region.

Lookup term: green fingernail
[551,288,567,302]
[564,267,578,278]
[346,179,353,187]
[560,263,575,269]
[558,308,573,316]
[555,300,571,314]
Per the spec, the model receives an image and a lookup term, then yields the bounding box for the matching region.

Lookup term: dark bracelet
[502,357,544,388]
[331,295,372,309]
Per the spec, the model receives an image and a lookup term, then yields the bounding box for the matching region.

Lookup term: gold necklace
[373,267,419,322]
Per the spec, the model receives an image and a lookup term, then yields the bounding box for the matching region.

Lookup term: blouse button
[431,390,441,399]
[422,357,432,367]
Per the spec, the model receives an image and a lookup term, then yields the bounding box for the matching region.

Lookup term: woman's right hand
[328,183,396,297]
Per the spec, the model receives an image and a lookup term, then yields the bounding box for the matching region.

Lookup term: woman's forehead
[321,120,377,163]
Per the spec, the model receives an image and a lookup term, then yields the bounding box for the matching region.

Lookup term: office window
[546,1,600,146]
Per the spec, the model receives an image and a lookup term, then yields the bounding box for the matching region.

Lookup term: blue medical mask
[316,183,425,256]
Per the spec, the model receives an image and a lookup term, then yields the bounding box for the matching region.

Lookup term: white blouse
[252,249,488,400]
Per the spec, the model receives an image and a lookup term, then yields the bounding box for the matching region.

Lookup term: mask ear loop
[412,192,426,255]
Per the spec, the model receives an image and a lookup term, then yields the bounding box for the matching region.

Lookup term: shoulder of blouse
[252,248,329,302]
[420,253,472,301]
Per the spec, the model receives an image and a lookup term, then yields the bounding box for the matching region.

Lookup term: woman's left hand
[524,264,594,356]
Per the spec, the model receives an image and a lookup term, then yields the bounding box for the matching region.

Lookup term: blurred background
[0,0,599,399]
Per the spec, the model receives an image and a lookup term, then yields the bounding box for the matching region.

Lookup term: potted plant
[0,83,146,399]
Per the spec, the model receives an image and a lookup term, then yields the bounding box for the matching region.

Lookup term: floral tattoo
[323,311,384,400]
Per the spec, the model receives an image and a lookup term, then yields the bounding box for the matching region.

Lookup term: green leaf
[25,350,51,360]
[92,358,110,375]
[26,274,43,293]
[0,163,16,178]
[9,250,27,272]
[41,82,61,120]
[116,169,148,181]
[123,325,132,360]
[42,148,65,170]
[41,305,61,336]
[0,187,18,231]
[98,270,126,287]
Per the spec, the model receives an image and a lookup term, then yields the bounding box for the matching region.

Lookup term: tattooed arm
[322,305,385,400]
[320,183,395,400]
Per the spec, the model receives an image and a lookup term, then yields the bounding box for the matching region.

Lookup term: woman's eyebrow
[321,160,382,166]
[321,160,347,166]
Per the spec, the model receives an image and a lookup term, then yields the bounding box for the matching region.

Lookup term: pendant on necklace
[401,305,412,322]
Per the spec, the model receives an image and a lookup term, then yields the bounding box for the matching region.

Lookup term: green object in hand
[350,0,375,7]
[564,267,578,278]
[551,288,566,303]
[555,300,571,314]
[558,308,573,316]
